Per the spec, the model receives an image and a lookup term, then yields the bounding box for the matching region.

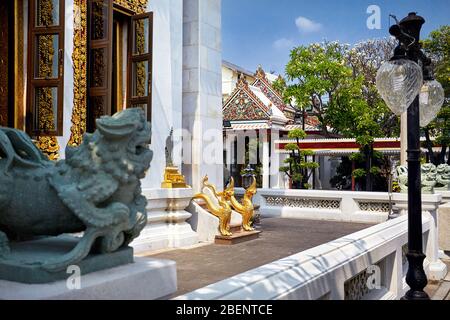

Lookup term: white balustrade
[235,188,442,224]
[176,209,446,300]
[174,189,446,300]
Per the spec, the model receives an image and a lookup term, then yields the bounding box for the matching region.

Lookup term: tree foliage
[279,40,399,190]
[421,25,450,165]
[279,129,319,189]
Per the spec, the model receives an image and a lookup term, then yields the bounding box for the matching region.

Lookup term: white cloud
[273,38,295,49]
[295,16,322,33]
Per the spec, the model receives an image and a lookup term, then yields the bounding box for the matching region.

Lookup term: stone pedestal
[131,188,199,253]
[0,236,133,284]
[0,257,176,300]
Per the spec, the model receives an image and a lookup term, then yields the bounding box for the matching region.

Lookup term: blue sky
[222,0,450,74]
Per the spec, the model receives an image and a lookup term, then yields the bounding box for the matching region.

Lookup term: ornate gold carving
[34,136,60,161]
[193,176,232,236]
[115,0,147,14]
[68,0,87,147]
[15,0,25,130]
[35,0,60,160]
[116,22,124,111]
[134,18,146,96]
[223,177,257,231]
[69,0,148,147]
[161,166,189,188]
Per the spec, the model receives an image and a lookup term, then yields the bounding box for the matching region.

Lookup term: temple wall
[141,0,184,189]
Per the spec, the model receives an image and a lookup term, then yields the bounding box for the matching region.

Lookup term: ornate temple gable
[223,76,271,121]
[252,66,286,112]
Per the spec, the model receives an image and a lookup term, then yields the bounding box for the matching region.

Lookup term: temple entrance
[86,1,153,132]
[0,1,14,128]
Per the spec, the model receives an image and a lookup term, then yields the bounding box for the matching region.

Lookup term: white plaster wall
[182,0,224,191]
[57,0,75,157]
[222,66,235,97]
[140,0,184,189]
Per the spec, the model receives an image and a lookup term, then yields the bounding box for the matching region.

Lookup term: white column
[400,113,408,166]
[224,131,233,181]
[262,130,270,188]
[182,0,223,191]
[424,203,448,281]
[270,130,280,188]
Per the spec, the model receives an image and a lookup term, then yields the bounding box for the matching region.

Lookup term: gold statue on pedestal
[193,176,232,236]
[223,177,257,231]
[161,128,189,188]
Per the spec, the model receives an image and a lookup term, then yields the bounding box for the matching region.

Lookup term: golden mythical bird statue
[223,177,257,231]
[192,175,232,236]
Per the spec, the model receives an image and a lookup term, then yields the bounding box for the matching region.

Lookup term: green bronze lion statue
[0,108,152,272]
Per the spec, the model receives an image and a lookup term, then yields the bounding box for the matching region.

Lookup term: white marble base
[132,188,199,253]
[425,260,448,281]
[187,201,242,242]
[0,258,177,300]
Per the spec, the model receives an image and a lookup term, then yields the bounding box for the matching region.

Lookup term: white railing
[175,192,446,300]
[235,188,441,224]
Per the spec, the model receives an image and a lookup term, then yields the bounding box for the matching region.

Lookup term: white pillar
[270,130,280,188]
[400,113,408,166]
[262,130,270,188]
[182,0,223,191]
[424,203,448,281]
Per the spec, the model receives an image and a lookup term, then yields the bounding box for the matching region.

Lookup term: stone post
[270,130,280,188]
[262,130,270,188]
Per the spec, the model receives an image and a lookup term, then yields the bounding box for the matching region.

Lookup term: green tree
[421,25,450,165]
[279,129,319,189]
[329,38,399,190]
[281,41,397,190]
[283,41,351,137]
[272,75,287,97]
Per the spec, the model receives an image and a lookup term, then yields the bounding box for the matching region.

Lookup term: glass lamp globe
[376,59,423,115]
[419,79,445,127]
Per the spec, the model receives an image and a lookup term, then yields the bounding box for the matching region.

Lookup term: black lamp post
[394,13,429,300]
[377,12,438,300]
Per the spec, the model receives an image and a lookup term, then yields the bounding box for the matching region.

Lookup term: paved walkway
[141,217,373,297]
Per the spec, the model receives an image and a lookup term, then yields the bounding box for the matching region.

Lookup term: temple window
[86,0,153,132]
[27,0,65,136]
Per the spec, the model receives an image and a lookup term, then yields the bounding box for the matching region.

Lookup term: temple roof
[222,65,325,133]
[223,76,271,121]
[223,66,294,124]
